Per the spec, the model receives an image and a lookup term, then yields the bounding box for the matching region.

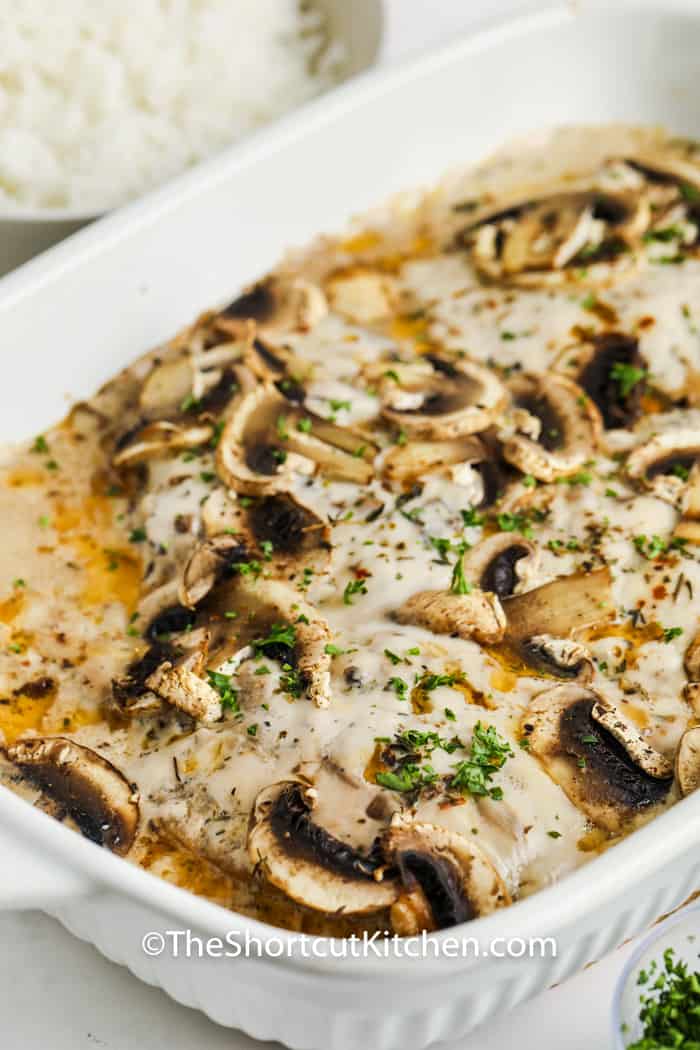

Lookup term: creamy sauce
[2,124,700,934]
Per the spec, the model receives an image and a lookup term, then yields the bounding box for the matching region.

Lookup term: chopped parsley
[611,361,648,399]
[31,435,49,454]
[207,670,240,713]
[388,676,408,701]
[461,506,485,528]
[450,722,513,801]
[450,543,472,595]
[628,948,700,1050]
[343,578,368,605]
[253,623,296,654]
[129,527,147,543]
[663,626,684,644]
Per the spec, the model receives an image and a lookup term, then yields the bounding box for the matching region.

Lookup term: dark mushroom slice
[556,332,647,430]
[498,567,612,680]
[179,534,251,608]
[380,355,508,440]
[4,737,139,854]
[626,427,700,505]
[499,372,602,482]
[216,384,376,495]
[243,339,308,403]
[395,588,506,645]
[381,820,510,934]
[523,685,673,832]
[247,780,398,914]
[462,533,538,599]
[458,186,648,286]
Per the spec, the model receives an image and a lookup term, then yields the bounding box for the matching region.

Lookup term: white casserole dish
[2,2,700,1046]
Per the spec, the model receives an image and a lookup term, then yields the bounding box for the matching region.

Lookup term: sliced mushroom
[381,818,510,934]
[499,373,602,482]
[555,332,647,430]
[676,727,700,796]
[202,575,333,708]
[113,419,214,468]
[380,355,507,440]
[247,780,398,914]
[523,685,673,832]
[623,153,700,237]
[179,534,250,608]
[626,427,700,505]
[145,630,224,722]
[139,330,252,415]
[462,533,538,598]
[504,567,614,642]
[519,634,594,682]
[216,384,376,495]
[395,588,506,645]
[4,737,139,854]
[221,275,328,335]
[459,186,648,287]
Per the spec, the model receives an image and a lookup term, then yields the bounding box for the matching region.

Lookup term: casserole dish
[3,1,700,1046]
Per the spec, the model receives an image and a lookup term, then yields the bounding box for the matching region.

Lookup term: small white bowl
[612,904,700,1048]
[0,0,383,276]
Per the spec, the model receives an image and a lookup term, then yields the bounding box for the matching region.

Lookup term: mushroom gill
[379,355,508,440]
[462,533,538,599]
[555,332,647,430]
[247,780,398,915]
[381,818,510,934]
[216,384,376,495]
[4,737,139,854]
[522,685,673,832]
[499,372,602,482]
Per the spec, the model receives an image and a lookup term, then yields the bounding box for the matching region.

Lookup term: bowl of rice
[0,0,383,274]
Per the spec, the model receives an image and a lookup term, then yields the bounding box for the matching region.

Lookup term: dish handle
[0,822,93,910]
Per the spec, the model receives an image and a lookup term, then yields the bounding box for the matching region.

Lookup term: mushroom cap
[523,685,673,832]
[381,819,510,934]
[499,372,602,482]
[395,588,506,645]
[676,727,700,797]
[247,780,398,915]
[685,629,700,681]
[380,355,508,440]
[5,737,139,854]
[216,384,376,496]
[462,533,538,599]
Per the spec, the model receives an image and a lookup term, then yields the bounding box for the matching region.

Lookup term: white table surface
[1,1,640,1046]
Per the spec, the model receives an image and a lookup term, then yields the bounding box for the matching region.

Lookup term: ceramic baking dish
[2,2,700,1047]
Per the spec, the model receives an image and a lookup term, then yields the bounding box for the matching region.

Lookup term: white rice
[0,0,343,212]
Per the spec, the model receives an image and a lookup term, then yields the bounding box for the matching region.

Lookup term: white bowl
[612,905,700,1048]
[0,0,383,277]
